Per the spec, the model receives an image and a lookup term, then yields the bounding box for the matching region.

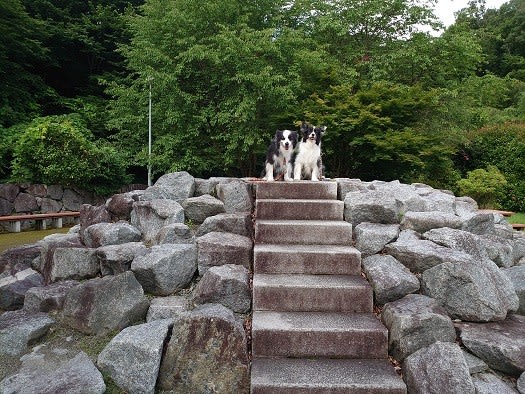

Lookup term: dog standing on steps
[292,122,326,181]
[262,129,298,181]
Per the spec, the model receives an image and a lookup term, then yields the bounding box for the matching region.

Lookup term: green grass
[0,227,72,253]
[508,212,525,224]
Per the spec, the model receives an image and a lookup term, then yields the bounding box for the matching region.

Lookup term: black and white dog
[292,121,326,181]
[262,129,298,181]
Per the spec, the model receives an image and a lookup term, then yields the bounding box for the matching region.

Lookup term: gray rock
[146,296,189,322]
[513,238,525,265]
[422,190,456,213]
[463,350,489,374]
[216,180,253,213]
[182,194,225,224]
[0,197,14,216]
[157,304,249,393]
[131,199,184,243]
[195,213,253,238]
[518,372,525,394]
[105,191,142,221]
[370,181,428,212]
[402,342,475,394]
[354,223,399,256]
[472,372,519,394]
[344,190,402,226]
[97,242,148,276]
[153,171,195,202]
[79,204,111,239]
[62,188,84,211]
[46,184,63,200]
[40,198,62,213]
[384,238,473,273]
[50,247,99,282]
[98,319,172,394]
[156,223,194,244]
[362,255,420,304]
[401,211,463,233]
[193,264,251,313]
[456,314,525,375]
[423,227,490,261]
[140,185,169,201]
[503,265,525,314]
[0,347,105,394]
[455,196,478,217]
[422,258,519,321]
[14,193,38,213]
[0,184,20,202]
[27,184,46,197]
[382,294,456,361]
[0,310,55,356]
[196,231,253,275]
[61,271,149,335]
[37,233,83,283]
[82,221,141,248]
[131,244,197,296]
[481,234,514,268]
[23,280,79,313]
[462,212,495,235]
[0,268,44,310]
[336,178,370,200]
[0,244,41,276]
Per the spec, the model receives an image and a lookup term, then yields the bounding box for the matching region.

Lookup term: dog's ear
[275,129,283,139]
[320,126,327,134]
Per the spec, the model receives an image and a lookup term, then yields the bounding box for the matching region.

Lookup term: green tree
[457,165,507,208]
[11,114,130,195]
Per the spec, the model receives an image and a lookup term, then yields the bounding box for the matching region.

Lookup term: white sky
[433,0,509,26]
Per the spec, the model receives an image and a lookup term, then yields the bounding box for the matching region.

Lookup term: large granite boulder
[192,264,251,313]
[196,232,253,275]
[456,314,525,375]
[0,244,41,276]
[382,294,456,361]
[98,319,172,394]
[61,271,149,335]
[79,204,111,239]
[472,372,520,394]
[151,171,195,202]
[354,223,399,256]
[0,184,20,202]
[49,247,99,282]
[82,221,141,248]
[421,258,519,322]
[400,211,463,233]
[344,190,402,227]
[502,265,525,314]
[195,213,253,238]
[105,190,143,221]
[181,194,225,224]
[402,342,475,393]
[362,255,419,305]
[216,181,253,213]
[131,199,184,243]
[37,233,84,284]
[0,347,105,394]
[0,310,54,357]
[157,304,249,393]
[146,296,189,322]
[131,244,197,296]
[97,242,148,276]
[0,268,44,310]
[14,193,38,213]
[23,280,79,313]
[156,223,194,244]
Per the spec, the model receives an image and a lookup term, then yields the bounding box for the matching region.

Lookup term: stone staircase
[251,181,407,393]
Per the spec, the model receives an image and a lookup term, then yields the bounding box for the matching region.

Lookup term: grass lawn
[0,227,71,253]
[508,212,525,224]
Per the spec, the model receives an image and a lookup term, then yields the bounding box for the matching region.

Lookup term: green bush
[11,114,130,195]
[457,165,507,208]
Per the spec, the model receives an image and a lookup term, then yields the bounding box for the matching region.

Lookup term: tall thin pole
[147,79,152,186]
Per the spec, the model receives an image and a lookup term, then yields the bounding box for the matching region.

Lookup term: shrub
[457,166,507,208]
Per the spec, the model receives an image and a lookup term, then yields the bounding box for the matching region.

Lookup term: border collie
[293,121,326,181]
[262,129,298,181]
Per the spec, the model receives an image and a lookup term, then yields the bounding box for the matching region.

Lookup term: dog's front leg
[311,165,320,181]
[284,161,293,181]
[265,163,274,182]
[294,163,302,181]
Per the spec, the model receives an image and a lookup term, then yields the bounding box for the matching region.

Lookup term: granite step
[252,311,388,359]
[251,358,407,394]
[253,244,361,275]
[256,199,344,220]
[253,274,372,313]
[255,181,338,200]
[255,220,353,245]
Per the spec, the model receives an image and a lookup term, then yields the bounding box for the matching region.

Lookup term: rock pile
[0,173,523,393]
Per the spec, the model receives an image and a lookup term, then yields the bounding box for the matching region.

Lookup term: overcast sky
[433,0,509,26]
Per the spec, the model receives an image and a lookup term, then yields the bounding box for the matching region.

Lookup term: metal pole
[148,79,152,186]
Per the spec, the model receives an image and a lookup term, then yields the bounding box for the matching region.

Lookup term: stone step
[255,220,352,245]
[256,199,344,220]
[255,181,338,200]
[253,244,361,275]
[251,358,407,393]
[253,274,372,313]
[252,311,388,358]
